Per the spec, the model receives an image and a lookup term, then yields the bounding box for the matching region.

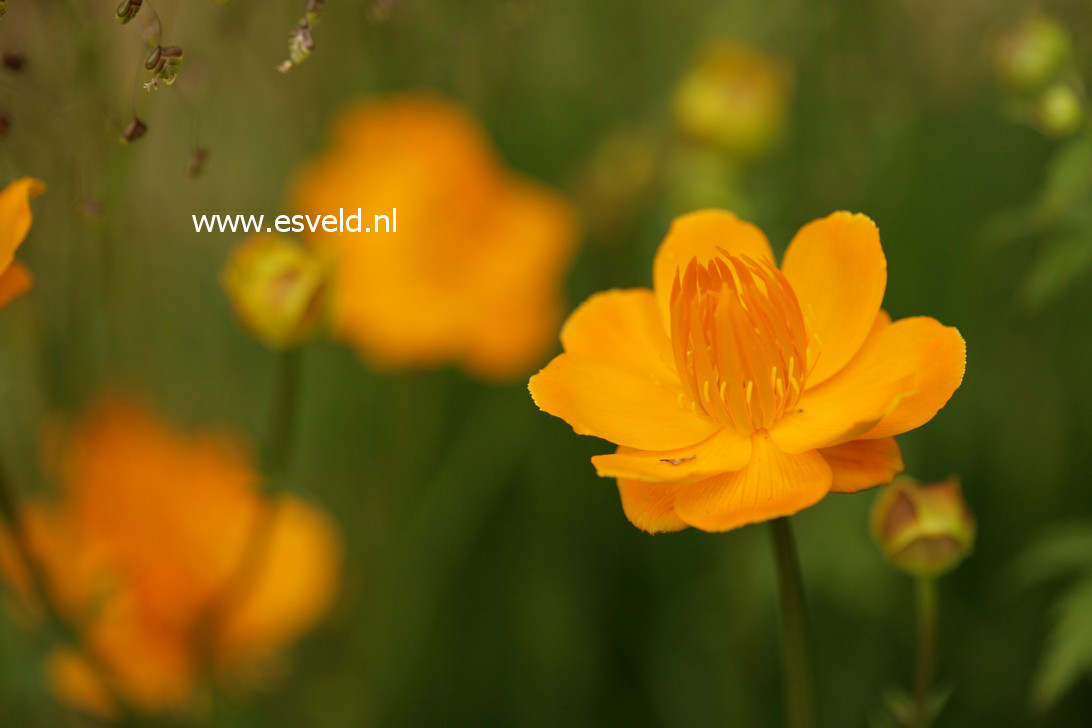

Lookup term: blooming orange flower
[0,177,45,307]
[0,399,341,718]
[292,94,579,380]
[529,210,966,533]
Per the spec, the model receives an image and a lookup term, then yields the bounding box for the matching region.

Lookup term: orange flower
[529,210,966,533]
[0,177,45,307]
[292,94,579,380]
[0,399,341,718]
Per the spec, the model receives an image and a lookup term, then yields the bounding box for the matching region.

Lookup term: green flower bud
[870,476,976,578]
[991,13,1071,92]
[221,234,327,349]
[1033,82,1085,138]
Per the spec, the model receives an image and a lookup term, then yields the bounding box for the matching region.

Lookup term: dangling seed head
[116,0,143,24]
[145,45,183,87]
[2,52,24,71]
[187,147,209,178]
[120,117,147,144]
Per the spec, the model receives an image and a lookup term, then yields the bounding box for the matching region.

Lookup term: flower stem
[912,577,937,728]
[262,348,301,476]
[769,517,816,728]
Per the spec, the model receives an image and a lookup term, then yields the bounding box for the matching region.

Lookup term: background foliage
[1,0,1092,725]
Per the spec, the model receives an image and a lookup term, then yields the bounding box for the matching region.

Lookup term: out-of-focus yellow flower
[530,210,965,533]
[292,94,579,380]
[221,233,328,349]
[991,13,1070,93]
[673,42,792,161]
[870,476,975,577]
[0,177,45,308]
[0,399,341,718]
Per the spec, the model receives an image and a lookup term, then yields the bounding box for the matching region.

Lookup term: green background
[1,0,1091,725]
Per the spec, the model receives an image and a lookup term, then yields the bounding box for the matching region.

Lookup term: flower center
[668,252,818,434]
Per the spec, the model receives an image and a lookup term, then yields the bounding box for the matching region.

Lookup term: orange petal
[770,316,965,453]
[821,437,904,493]
[47,649,120,720]
[215,496,342,665]
[672,433,831,532]
[781,212,886,386]
[653,210,774,323]
[592,427,752,483]
[0,177,46,271]
[860,323,967,439]
[616,479,688,534]
[529,353,720,451]
[560,288,677,386]
[0,260,33,307]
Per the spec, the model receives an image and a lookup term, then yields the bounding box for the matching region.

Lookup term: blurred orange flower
[0,177,45,307]
[0,399,341,718]
[530,210,966,533]
[292,94,579,380]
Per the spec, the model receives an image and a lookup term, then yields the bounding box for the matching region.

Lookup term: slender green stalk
[769,517,817,728]
[912,577,937,728]
[261,348,301,476]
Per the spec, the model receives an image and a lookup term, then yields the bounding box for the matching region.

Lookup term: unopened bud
[120,116,147,144]
[870,476,975,578]
[116,0,142,24]
[221,234,327,349]
[991,13,1070,92]
[673,41,792,161]
[1033,82,1085,138]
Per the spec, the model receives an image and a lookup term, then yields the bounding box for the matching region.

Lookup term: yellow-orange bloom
[0,177,45,307]
[530,210,966,533]
[0,399,341,718]
[292,94,579,380]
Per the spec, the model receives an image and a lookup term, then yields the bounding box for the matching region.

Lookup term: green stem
[769,517,817,728]
[261,348,301,476]
[912,577,937,728]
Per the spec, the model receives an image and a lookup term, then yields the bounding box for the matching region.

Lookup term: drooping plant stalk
[769,517,817,728]
[262,348,301,476]
[912,577,937,728]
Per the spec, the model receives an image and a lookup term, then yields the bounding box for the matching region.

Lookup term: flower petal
[592,427,752,483]
[0,260,33,307]
[529,353,720,450]
[770,316,965,453]
[616,479,688,534]
[653,210,774,323]
[0,177,46,271]
[781,212,886,386]
[821,437,904,493]
[560,288,678,386]
[673,434,832,532]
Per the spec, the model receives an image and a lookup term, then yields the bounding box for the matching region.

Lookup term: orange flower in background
[0,399,341,718]
[292,94,579,380]
[0,177,45,307]
[530,210,966,533]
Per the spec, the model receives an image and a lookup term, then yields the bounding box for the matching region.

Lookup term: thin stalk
[912,577,937,728]
[768,517,817,728]
[261,348,300,476]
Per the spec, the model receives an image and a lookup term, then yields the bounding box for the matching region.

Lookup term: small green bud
[871,476,976,578]
[991,13,1071,92]
[1034,82,1085,138]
